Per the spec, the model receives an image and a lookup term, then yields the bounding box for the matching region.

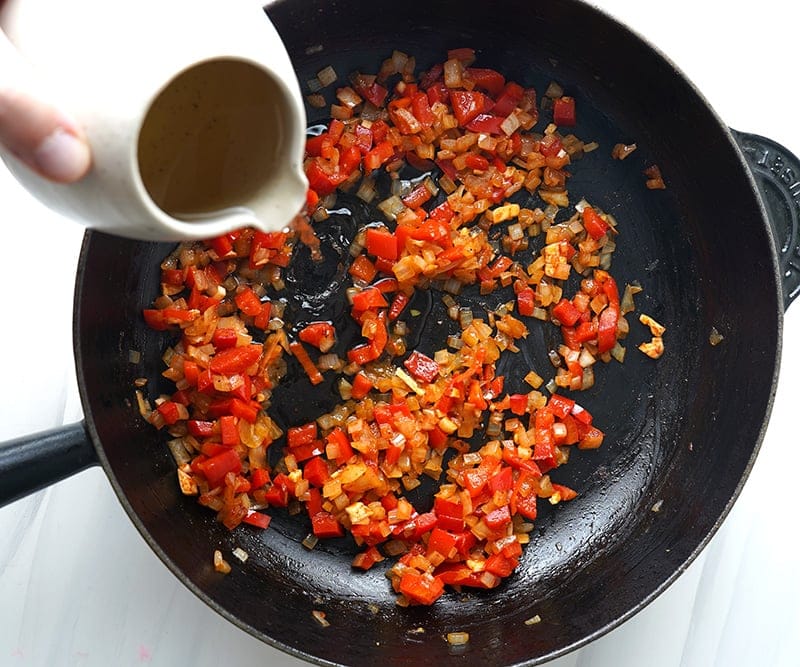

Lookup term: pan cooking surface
[74,1,781,664]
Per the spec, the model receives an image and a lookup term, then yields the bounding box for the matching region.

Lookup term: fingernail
[33,127,91,183]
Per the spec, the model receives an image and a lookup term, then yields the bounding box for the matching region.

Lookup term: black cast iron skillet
[2,0,800,664]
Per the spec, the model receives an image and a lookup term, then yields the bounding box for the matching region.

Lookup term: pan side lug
[732,130,800,310]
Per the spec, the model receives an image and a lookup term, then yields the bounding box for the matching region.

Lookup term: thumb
[0,30,91,183]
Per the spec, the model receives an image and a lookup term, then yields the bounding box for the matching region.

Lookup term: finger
[0,30,91,183]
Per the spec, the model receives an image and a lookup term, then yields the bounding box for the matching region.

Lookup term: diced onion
[316,65,338,87]
[446,632,470,646]
[213,550,231,574]
[311,610,330,627]
[377,195,407,221]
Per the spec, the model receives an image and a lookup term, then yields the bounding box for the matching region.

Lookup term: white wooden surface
[1,1,799,665]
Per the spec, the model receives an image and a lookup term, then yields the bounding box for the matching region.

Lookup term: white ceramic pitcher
[0,0,308,241]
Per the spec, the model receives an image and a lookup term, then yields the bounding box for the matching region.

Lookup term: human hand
[0,26,91,183]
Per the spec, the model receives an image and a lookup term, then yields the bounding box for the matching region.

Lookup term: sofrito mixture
[138,47,665,606]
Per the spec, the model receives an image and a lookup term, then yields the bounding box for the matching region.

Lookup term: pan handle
[0,421,98,507]
[732,130,800,311]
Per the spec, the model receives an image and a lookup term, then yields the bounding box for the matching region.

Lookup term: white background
[1,1,799,665]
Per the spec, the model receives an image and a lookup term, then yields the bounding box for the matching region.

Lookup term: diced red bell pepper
[263,474,291,507]
[350,372,373,400]
[187,419,214,438]
[552,96,576,127]
[288,422,317,447]
[209,233,237,259]
[305,132,331,158]
[298,322,336,352]
[325,427,355,464]
[579,426,604,449]
[552,298,582,327]
[508,393,528,416]
[289,341,325,386]
[352,546,384,571]
[212,327,238,350]
[410,92,436,128]
[303,455,330,487]
[250,467,271,490]
[551,483,578,501]
[210,345,262,375]
[399,571,444,606]
[401,183,432,210]
[539,134,563,158]
[597,304,619,353]
[373,277,399,293]
[351,287,389,311]
[369,310,388,357]
[289,439,324,462]
[347,255,378,283]
[465,113,505,135]
[449,90,488,127]
[427,527,458,559]
[199,448,242,487]
[582,206,610,240]
[533,410,556,461]
[230,398,259,423]
[219,415,238,447]
[253,301,272,330]
[242,510,271,529]
[365,227,399,261]
[478,255,513,281]
[419,62,444,89]
[142,309,168,331]
[363,141,395,173]
[425,79,449,106]
[311,511,344,538]
[161,268,185,286]
[353,79,388,108]
[200,441,228,459]
[433,496,464,532]
[339,145,362,175]
[306,159,347,197]
[517,287,535,317]
[488,465,513,493]
[492,82,525,117]
[464,153,490,171]
[171,389,190,406]
[515,492,538,520]
[484,552,517,578]
[235,287,262,317]
[403,350,440,384]
[399,512,437,541]
[466,67,506,96]
[388,293,409,321]
[347,343,379,366]
[548,394,576,420]
[484,504,511,530]
[434,563,489,587]
[574,320,599,343]
[157,401,181,426]
[353,123,373,154]
[410,219,450,244]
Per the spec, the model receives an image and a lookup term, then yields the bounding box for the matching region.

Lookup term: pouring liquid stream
[137,58,287,226]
